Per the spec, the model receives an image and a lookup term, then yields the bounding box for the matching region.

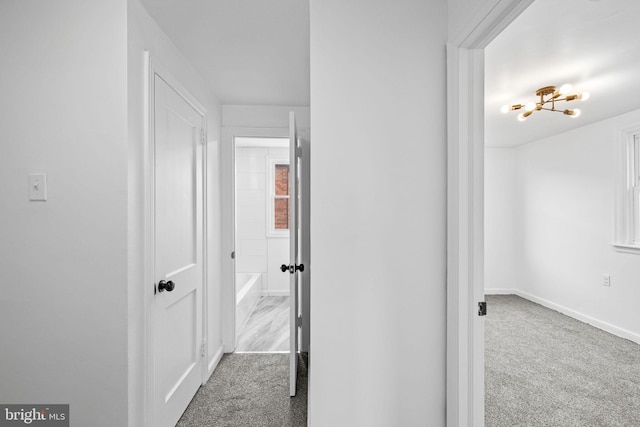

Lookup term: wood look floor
[236,296,289,352]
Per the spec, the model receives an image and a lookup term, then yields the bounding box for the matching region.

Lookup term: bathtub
[236,273,262,335]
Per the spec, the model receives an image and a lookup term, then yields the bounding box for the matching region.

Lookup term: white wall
[223,105,310,132]
[309,1,447,425]
[127,1,223,424]
[485,108,640,341]
[0,1,129,426]
[485,147,519,292]
[235,145,289,295]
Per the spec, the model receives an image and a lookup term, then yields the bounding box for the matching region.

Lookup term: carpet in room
[485,294,640,427]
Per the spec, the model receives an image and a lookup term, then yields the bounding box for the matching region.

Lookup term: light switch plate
[29,173,47,201]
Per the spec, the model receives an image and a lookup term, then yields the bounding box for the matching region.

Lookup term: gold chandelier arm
[504,85,588,120]
[538,107,565,113]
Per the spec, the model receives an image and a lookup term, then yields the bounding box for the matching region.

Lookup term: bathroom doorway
[233,136,291,352]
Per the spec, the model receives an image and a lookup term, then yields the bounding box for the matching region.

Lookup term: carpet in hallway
[177,353,307,427]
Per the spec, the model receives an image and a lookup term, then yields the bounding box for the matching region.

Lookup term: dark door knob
[281,264,304,273]
[158,280,175,292]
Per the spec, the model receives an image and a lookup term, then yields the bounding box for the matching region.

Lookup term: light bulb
[501,104,510,114]
[570,108,581,118]
[525,102,536,112]
[579,92,590,101]
[559,84,572,95]
[518,110,532,121]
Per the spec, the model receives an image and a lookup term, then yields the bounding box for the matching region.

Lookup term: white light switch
[29,173,47,201]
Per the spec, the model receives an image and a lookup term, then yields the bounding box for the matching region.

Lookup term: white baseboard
[513,289,640,345]
[206,345,225,383]
[262,290,289,297]
[485,288,516,295]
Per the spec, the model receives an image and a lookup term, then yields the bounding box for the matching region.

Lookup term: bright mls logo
[0,405,68,427]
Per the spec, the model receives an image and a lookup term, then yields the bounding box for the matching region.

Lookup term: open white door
[289,112,301,397]
[153,73,205,427]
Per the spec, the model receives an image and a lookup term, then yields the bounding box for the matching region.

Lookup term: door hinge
[201,129,207,144]
[231,251,235,259]
[296,314,302,328]
[296,145,303,159]
[478,302,487,316]
[201,342,206,357]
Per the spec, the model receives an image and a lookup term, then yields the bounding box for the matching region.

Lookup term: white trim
[611,243,640,254]
[484,288,516,295]
[202,137,214,383]
[446,2,534,426]
[613,125,640,252]
[142,50,153,427]
[446,42,486,427]
[206,345,225,381]
[483,289,640,344]
[262,290,290,297]
[513,290,640,345]
[235,137,289,148]
[222,127,289,353]
[450,0,533,49]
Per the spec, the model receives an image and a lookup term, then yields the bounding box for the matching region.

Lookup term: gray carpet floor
[486,295,640,427]
[177,353,307,427]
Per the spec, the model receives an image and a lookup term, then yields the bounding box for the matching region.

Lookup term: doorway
[482,1,640,424]
[449,0,640,425]
[221,114,309,398]
[446,1,534,426]
[233,136,291,353]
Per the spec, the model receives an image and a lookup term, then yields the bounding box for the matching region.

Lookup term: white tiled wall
[235,145,289,295]
[267,237,290,294]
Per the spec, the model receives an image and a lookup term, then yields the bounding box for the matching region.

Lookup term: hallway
[177,353,307,427]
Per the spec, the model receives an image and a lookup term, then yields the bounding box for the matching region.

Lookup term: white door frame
[143,52,210,426]
[221,126,290,352]
[446,1,533,426]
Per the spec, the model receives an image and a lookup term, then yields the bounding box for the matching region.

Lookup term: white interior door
[289,112,301,397]
[153,73,204,427]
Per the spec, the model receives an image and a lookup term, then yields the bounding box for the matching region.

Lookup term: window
[614,126,640,253]
[267,158,289,236]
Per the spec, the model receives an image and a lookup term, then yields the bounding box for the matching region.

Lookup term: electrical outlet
[602,274,611,287]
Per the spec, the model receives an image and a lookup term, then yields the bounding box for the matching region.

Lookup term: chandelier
[501,84,590,121]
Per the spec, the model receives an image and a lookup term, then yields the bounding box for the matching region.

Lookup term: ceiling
[139,0,640,141]
[485,0,640,147]
[139,0,310,106]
